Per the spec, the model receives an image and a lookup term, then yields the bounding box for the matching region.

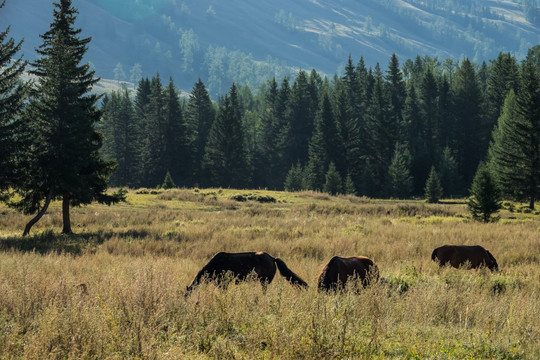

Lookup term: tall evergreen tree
[287,70,316,166]
[203,83,250,188]
[186,78,215,186]
[13,0,121,235]
[257,78,282,189]
[484,52,519,149]
[453,58,484,186]
[0,0,28,201]
[134,77,151,127]
[403,82,428,195]
[342,55,363,124]
[489,60,540,209]
[274,77,292,185]
[438,75,454,149]
[419,66,440,166]
[305,92,342,191]
[141,74,166,187]
[385,54,407,144]
[438,146,460,198]
[364,63,392,194]
[334,80,362,192]
[101,86,139,187]
[163,77,188,186]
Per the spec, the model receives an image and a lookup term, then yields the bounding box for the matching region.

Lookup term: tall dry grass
[0,189,539,359]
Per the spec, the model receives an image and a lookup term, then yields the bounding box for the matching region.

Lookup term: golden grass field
[0,188,539,359]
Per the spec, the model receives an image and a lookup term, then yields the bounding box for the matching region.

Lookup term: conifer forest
[100,51,540,208]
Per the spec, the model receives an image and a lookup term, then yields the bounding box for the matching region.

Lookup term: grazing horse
[317,256,379,292]
[431,245,498,271]
[185,251,308,294]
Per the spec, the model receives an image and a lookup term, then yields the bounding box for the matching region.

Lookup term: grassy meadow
[0,188,539,359]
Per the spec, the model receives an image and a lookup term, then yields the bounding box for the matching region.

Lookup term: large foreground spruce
[12,0,122,236]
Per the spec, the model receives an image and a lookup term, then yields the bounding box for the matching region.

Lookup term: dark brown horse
[185,251,308,294]
[317,256,379,292]
[431,245,498,270]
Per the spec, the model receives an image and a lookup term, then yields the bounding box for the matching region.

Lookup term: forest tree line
[101,49,540,208]
[2,0,538,238]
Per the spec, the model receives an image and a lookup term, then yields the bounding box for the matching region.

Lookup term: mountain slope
[3,0,540,95]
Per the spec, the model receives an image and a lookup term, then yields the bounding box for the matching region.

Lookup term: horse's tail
[431,248,438,261]
[274,258,308,288]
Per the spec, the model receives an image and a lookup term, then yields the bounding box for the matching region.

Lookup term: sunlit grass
[0,189,539,358]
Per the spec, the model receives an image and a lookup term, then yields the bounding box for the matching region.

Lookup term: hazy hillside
[3,0,540,95]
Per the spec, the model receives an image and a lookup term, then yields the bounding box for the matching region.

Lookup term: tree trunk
[530,197,535,210]
[23,189,53,236]
[62,192,72,234]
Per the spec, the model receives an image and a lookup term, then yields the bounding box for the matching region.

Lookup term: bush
[230,193,277,203]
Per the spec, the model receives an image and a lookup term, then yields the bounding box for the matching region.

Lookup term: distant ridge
[4,0,540,94]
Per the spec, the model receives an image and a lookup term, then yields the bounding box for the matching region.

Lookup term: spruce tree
[385,144,413,199]
[364,63,392,194]
[424,166,443,203]
[343,173,356,195]
[468,162,502,223]
[305,92,342,191]
[342,55,364,126]
[163,77,188,186]
[162,170,176,189]
[284,163,304,192]
[323,162,342,195]
[484,53,518,136]
[385,53,407,144]
[142,74,169,187]
[438,146,460,198]
[13,0,121,235]
[403,82,428,195]
[101,86,139,187]
[274,77,292,184]
[438,75,455,149]
[0,1,28,201]
[489,59,540,209]
[419,67,440,165]
[287,70,316,165]
[203,83,250,188]
[453,58,484,186]
[186,78,215,185]
[335,81,362,191]
[257,78,282,189]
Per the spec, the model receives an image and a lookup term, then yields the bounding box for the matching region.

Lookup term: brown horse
[431,245,498,270]
[185,251,308,295]
[317,256,379,292]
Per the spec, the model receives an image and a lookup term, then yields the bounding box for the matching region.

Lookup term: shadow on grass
[0,229,151,255]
